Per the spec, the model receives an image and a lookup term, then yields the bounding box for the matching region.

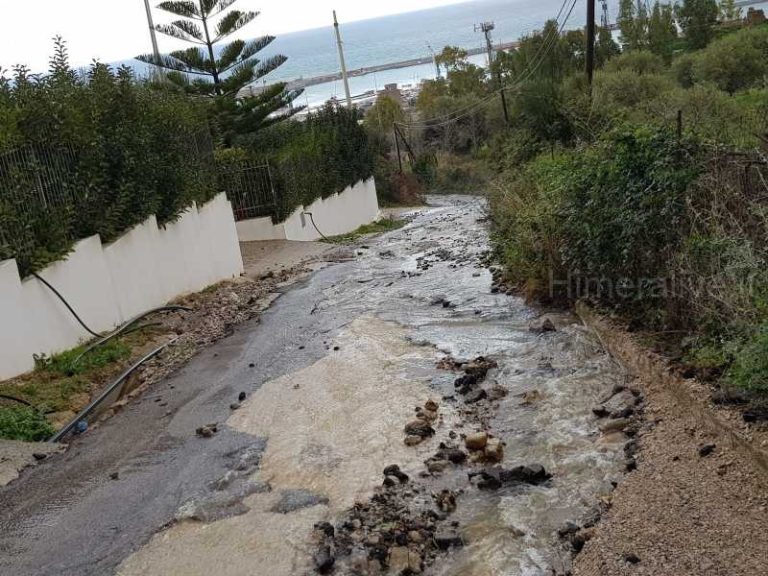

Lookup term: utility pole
[143,0,161,67]
[586,0,596,89]
[426,42,441,79]
[600,0,609,28]
[333,10,353,109]
[475,21,509,125]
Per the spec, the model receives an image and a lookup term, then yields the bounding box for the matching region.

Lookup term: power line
[397,0,578,130]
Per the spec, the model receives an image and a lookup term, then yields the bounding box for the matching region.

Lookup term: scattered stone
[519,390,542,406]
[404,420,435,438]
[238,391,247,402]
[418,408,438,422]
[271,489,329,514]
[436,448,467,464]
[32,453,47,461]
[434,528,464,550]
[388,546,421,574]
[314,521,335,537]
[383,464,409,483]
[623,552,641,565]
[472,464,551,489]
[434,489,457,513]
[109,471,119,480]
[599,418,631,434]
[698,443,716,457]
[592,406,609,418]
[484,438,504,463]
[314,546,335,574]
[743,407,768,423]
[487,385,508,401]
[426,459,450,474]
[195,425,217,438]
[464,388,487,404]
[404,434,424,446]
[465,432,489,451]
[602,390,640,418]
[229,402,241,411]
[424,399,439,412]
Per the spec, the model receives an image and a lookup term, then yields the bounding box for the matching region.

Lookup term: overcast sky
[0,0,467,72]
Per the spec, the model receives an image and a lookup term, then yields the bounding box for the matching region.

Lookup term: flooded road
[0,196,626,575]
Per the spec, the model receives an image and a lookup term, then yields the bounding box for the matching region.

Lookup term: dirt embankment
[573,303,768,576]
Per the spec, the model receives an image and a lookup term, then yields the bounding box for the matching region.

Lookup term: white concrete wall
[0,193,244,381]
[235,178,380,242]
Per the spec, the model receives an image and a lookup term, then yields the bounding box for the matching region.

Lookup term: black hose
[0,394,36,408]
[303,212,330,241]
[69,306,191,371]
[49,338,177,443]
[31,272,101,338]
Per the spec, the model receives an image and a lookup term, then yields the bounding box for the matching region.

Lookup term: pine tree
[648,2,678,61]
[618,0,638,50]
[136,1,303,141]
[677,0,719,48]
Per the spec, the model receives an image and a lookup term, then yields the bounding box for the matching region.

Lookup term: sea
[254,0,623,107]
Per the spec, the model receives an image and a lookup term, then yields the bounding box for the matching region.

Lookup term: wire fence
[0,129,225,275]
[217,161,277,221]
[0,143,79,267]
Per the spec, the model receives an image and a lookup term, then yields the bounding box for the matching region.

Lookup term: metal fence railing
[0,143,78,266]
[217,161,277,221]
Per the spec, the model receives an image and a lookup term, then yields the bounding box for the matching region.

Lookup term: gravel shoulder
[574,306,768,576]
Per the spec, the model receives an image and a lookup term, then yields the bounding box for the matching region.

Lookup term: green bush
[726,324,768,392]
[560,128,700,286]
[0,41,216,276]
[241,105,374,222]
[604,50,666,75]
[0,406,55,441]
[489,153,570,297]
[690,27,768,93]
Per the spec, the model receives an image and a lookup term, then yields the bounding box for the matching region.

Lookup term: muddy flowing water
[118,196,627,576]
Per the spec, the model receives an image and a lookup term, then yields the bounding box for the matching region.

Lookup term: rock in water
[465,432,488,451]
[404,434,424,446]
[425,399,439,412]
[434,528,464,550]
[484,438,504,462]
[314,546,335,574]
[464,388,487,404]
[404,420,435,438]
[383,464,409,483]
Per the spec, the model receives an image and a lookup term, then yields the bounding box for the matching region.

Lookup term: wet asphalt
[0,219,379,575]
[0,196,622,576]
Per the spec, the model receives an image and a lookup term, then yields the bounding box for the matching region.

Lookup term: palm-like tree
[137,0,303,138]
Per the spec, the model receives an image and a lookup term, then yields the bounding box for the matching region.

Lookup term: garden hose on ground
[69,306,191,371]
[49,338,178,443]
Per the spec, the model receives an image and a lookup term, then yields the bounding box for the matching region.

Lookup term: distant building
[746,8,767,26]
[379,83,404,106]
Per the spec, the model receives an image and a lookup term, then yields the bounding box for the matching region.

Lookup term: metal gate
[217,161,277,221]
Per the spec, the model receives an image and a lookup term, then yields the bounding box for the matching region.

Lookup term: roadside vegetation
[0,334,153,441]
[324,217,407,244]
[403,2,768,403]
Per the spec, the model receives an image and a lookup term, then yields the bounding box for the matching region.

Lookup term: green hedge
[239,105,374,222]
[0,43,215,276]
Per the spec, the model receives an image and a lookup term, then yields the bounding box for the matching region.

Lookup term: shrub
[560,128,700,290]
[604,50,666,75]
[489,153,570,298]
[726,324,768,393]
[250,105,374,221]
[0,406,54,441]
[0,42,215,276]
[691,27,768,93]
